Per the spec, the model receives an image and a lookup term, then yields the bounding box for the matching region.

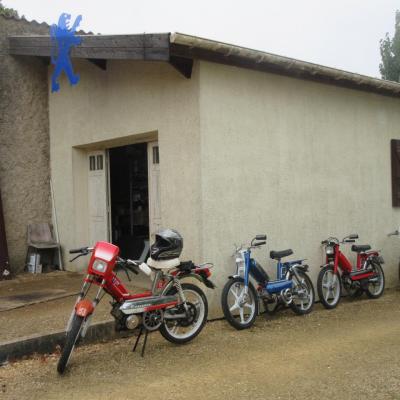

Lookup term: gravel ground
[1,289,400,400]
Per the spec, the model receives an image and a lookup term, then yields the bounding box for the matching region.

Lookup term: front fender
[75,299,94,318]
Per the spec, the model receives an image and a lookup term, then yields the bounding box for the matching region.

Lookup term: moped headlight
[326,246,334,255]
[236,255,245,276]
[92,259,107,273]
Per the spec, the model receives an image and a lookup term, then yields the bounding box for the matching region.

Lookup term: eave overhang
[7,32,400,98]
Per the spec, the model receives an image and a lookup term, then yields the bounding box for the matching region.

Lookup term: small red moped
[317,234,385,309]
[57,240,214,374]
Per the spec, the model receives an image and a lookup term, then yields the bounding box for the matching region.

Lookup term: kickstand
[132,327,149,358]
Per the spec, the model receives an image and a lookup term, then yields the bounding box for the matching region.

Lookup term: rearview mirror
[349,234,359,240]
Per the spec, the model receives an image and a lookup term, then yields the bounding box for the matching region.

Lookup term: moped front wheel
[57,314,84,375]
[317,265,342,309]
[221,277,258,330]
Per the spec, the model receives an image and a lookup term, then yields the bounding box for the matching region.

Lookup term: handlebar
[69,247,89,254]
[69,246,93,262]
[321,237,338,245]
[117,257,139,275]
[68,248,141,276]
[321,234,358,246]
[388,230,399,237]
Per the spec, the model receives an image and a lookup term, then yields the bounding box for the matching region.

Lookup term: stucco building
[0,15,51,275]
[3,25,400,314]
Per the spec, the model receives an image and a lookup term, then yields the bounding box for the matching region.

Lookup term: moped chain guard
[119,295,178,315]
[265,279,293,294]
[349,269,374,281]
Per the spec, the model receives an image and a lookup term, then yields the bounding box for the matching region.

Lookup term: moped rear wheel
[159,283,208,344]
[290,271,315,315]
[221,277,258,330]
[365,263,385,299]
[57,315,84,375]
[317,265,341,309]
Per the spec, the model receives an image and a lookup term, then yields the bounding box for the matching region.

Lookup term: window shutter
[391,139,400,207]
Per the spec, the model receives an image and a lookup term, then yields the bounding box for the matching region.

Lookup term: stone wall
[0,15,51,273]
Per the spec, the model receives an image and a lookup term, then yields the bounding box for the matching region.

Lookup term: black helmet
[150,229,183,260]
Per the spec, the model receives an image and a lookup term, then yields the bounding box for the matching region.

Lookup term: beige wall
[49,60,202,270]
[198,60,400,312]
[49,57,400,318]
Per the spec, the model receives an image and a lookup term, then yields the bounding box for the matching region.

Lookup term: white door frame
[87,150,110,244]
[147,141,161,239]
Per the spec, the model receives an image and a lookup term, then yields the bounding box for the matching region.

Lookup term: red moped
[57,241,214,374]
[317,234,385,309]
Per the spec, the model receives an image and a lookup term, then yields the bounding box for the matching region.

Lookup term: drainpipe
[0,188,10,279]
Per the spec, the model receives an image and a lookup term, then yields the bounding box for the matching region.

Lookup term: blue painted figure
[50,13,82,92]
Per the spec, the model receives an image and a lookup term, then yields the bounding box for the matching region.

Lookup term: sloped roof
[0,12,49,28]
[7,30,400,98]
[170,33,400,98]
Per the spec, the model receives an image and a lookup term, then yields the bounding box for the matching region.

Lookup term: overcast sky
[3,0,399,78]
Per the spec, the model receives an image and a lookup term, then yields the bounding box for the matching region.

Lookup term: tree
[380,10,400,82]
[0,0,18,18]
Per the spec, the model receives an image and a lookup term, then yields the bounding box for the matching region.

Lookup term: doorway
[109,143,149,259]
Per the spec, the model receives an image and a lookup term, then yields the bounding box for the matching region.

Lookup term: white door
[88,150,110,245]
[148,142,161,238]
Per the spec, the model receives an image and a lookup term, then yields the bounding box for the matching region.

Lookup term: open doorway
[109,143,149,259]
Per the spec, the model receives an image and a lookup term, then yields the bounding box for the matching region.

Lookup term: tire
[57,315,84,375]
[159,283,208,344]
[289,270,315,315]
[221,277,259,330]
[365,263,385,299]
[317,265,342,309]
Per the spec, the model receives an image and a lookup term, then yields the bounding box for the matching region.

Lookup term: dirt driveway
[1,289,400,400]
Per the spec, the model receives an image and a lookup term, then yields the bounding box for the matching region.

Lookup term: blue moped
[221,235,315,330]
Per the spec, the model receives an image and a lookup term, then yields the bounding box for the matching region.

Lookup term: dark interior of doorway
[109,143,149,260]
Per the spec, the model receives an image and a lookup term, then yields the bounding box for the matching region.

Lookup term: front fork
[66,276,104,338]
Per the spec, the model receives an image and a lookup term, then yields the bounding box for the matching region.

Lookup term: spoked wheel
[365,263,385,299]
[159,283,208,344]
[57,314,84,375]
[221,277,259,330]
[317,265,342,309]
[290,270,315,315]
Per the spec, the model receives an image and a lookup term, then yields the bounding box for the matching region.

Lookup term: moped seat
[351,244,371,253]
[270,249,293,260]
[147,257,180,270]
